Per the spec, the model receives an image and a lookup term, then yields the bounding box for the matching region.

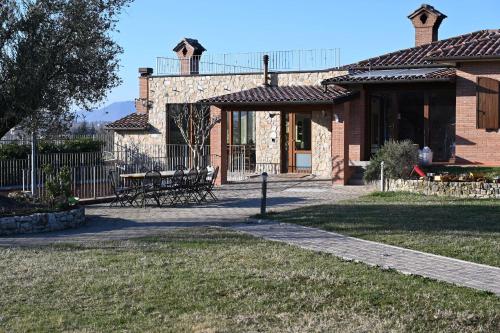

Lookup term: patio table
[120,170,188,207]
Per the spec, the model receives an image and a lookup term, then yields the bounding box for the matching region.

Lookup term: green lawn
[0,228,498,332]
[266,192,500,267]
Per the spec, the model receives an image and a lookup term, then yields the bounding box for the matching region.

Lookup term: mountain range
[76,101,135,123]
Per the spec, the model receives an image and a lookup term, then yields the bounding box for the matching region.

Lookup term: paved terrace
[0,176,368,245]
[1,176,499,295]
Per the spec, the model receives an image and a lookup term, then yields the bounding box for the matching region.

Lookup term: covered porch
[203,85,357,185]
[324,68,457,163]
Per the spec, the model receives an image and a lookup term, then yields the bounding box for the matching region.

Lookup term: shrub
[0,138,103,160]
[364,140,419,182]
[42,164,72,208]
[0,144,31,160]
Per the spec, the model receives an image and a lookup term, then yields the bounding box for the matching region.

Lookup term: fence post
[93,166,97,199]
[380,161,385,192]
[31,132,37,200]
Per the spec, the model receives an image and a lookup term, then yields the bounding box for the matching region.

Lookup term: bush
[0,144,31,160]
[42,164,72,208]
[364,140,419,182]
[0,138,103,160]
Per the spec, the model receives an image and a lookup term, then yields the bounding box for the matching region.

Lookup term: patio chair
[175,164,186,171]
[195,168,209,202]
[108,170,135,207]
[184,168,200,204]
[141,170,162,207]
[200,166,219,202]
[162,169,185,206]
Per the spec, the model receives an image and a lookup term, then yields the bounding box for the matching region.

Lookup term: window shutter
[477,77,500,129]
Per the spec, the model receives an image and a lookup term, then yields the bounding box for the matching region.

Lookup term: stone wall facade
[312,112,332,177]
[255,111,281,173]
[387,179,500,199]
[116,69,345,150]
[0,207,86,236]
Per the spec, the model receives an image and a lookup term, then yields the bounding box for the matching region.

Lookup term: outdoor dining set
[108,166,219,207]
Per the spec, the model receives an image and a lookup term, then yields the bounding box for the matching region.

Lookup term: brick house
[107,4,500,185]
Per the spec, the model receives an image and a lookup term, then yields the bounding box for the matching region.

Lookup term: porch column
[331,102,350,185]
[210,106,227,185]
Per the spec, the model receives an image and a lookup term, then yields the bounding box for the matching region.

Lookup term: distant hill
[76,101,135,123]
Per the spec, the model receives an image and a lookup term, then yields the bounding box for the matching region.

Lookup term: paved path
[1,176,499,295]
[232,222,500,296]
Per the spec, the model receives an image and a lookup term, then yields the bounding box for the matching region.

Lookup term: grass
[0,228,498,332]
[265,192,500,267]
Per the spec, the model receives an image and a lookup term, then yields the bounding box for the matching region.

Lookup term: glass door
[282,112,312,173]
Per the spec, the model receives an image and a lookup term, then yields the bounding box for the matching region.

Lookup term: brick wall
[456,61,500,165]
[331,103,350,184]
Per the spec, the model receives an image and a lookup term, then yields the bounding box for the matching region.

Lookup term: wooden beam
[423,92,430,147]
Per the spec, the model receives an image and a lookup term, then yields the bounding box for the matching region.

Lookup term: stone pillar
[210,106,227,185]
[255,111,281,174]
[312,111,332,178]
[331,102,350,185]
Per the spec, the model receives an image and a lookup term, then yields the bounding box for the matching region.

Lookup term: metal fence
[156,49,341,75]
[0,152,102,188]
[1,143,260,200]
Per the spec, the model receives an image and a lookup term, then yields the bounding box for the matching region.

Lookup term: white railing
[2,143,260,199]
[156,49,341,75]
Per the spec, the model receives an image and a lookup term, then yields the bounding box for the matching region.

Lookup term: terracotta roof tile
[425,34,500,60]
[105,113,149,131]
[344,30,500,69]
[322,68,456,85]
[201,85,355,105]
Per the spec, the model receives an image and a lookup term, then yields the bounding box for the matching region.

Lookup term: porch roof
[321,67,456,85]
[201,85,356,106]
[105,113,149,131]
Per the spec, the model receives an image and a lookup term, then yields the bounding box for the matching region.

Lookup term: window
[477,77,500,130]
[227,111,256,145]
[167,104,187,144]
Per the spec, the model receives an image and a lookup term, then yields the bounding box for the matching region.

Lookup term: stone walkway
[232,222,500,296]
[1,176,499,295]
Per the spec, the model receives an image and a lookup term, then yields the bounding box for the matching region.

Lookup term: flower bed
[0,207,85,236]
[387,179,500,199]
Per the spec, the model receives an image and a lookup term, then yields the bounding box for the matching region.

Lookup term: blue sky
[106,0,500,105]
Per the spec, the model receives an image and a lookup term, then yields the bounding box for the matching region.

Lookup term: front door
[281,112,312,173]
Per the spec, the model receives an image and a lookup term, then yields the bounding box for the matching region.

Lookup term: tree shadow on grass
[275,202,500,235]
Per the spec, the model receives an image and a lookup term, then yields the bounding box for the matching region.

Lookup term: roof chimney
[136,67,153,114]
[173,38,206,75]
[408,4,447,47]
[263,55,270,86]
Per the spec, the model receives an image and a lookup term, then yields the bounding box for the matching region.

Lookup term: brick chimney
[173,38,206,75]
[136,67,153,114]
[408,4,447,47]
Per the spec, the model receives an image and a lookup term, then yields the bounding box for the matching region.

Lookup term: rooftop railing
[156,48,341,75]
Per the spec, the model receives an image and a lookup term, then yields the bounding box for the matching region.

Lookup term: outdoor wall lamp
[333,113,341,123]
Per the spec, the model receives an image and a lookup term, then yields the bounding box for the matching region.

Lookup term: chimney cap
[408,4,447,20]
[173,38,206,54]
[139,67,153,76]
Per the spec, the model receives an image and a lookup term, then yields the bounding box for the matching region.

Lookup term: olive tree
[0,0,131,137]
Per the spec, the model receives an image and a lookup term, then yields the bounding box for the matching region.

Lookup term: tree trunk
[0,116,19,139]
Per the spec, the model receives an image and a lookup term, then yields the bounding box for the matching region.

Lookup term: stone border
[387,179,500,199]
[0,207,85,236]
